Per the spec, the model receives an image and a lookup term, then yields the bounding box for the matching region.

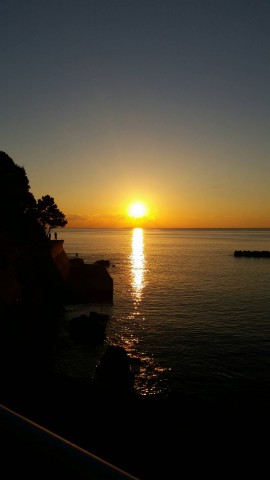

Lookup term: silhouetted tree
[36,195,68,236]
[0,151,68,244]
[0,151,42,244]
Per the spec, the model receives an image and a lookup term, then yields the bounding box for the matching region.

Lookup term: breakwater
[234,250,270,257]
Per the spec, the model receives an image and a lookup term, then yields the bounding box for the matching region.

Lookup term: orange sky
[2,1,270,228]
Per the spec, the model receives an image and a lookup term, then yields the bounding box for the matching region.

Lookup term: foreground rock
[95,345,135,391]
[68,311,109,344]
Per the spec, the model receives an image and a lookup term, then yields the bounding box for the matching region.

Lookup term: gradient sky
[1,0,270,228]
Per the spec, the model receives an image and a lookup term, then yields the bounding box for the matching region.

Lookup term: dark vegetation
[37,194,68,236]
[0,151,67,245]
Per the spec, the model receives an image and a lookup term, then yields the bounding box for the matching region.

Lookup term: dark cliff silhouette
[0,152,66,395]
[0,151,44,245]
[0,151,113,394]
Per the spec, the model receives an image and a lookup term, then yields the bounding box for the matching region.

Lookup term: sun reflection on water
[118,228,166,396]
[130,227,145,303]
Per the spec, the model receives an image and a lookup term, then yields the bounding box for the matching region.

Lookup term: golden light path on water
[126,228,166,396]
[131,227,145,303]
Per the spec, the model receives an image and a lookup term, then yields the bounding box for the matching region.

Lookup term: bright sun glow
[127,201,148,219]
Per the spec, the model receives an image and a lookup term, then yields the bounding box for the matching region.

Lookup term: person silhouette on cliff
[54,232,57,240]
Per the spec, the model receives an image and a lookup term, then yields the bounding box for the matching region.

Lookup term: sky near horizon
[1,0,270,228]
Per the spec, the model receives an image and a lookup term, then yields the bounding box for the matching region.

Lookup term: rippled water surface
[54,228,270,401]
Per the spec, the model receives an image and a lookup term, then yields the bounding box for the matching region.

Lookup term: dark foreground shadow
[2,372,270,480]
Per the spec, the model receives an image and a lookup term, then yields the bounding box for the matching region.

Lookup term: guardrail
[0,403,140,479]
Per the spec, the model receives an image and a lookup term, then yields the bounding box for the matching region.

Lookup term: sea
[53,228,270,405]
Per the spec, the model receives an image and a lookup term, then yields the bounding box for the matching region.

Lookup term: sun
[127,201,148,219]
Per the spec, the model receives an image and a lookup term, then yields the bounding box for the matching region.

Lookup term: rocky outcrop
[50,240,70,280]
[49,240,113,303]
[0,237,113,311]
[0,238,64,391]
[1,237,113,378]
[63,259,113,303]
[94,259,110,267]
[95,345,135,390]
[68,311,109,344]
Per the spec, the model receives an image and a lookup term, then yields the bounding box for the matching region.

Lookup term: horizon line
[61,226,270,230]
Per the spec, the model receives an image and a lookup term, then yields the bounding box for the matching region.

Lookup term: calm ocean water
[54,228,270,403]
